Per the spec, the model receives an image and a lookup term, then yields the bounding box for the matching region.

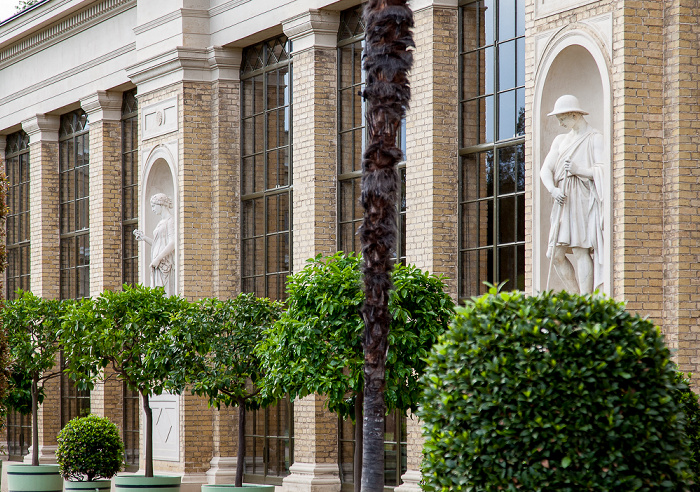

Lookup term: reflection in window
[241,34,293,301]
[459,0,525,300]
[241,35,294,485]
[122,89,138,287]
[6,409,30,461]
[338,410,407,490]
[337,3,406,264]
[5,130,30,299]
[59,109,90,300]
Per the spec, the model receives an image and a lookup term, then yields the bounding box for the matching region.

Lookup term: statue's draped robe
[547,129,605,289]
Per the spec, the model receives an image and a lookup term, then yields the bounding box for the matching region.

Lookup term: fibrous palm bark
[359,1,413,490]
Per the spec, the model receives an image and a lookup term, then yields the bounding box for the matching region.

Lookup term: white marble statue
[134,193,176,295]
[541,95,605,294]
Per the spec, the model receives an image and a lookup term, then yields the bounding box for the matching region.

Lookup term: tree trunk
[359,1,413,491]
[140,390,154,477]
[236,401,246,488]
[31,374,39,466]
[354,391,363,492]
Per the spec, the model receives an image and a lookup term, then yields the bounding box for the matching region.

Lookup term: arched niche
[532,27,612,295]
[141,142,179,297]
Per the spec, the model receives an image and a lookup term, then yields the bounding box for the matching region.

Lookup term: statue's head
[548,94,588,118]
[150,193,173,209]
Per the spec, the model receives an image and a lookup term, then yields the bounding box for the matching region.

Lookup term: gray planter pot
[114,475,181,492]
[64,479,111,492]
[6,464,62,492]
[201,485,275,492]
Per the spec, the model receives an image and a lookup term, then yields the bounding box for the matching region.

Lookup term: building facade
[1,0,699,490]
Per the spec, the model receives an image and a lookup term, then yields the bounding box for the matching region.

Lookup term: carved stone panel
[148,392,180,462]
[142,97,178,140]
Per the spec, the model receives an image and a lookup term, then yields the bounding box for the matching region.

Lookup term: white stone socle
[282,463,341,492]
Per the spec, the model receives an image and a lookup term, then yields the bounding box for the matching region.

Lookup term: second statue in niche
[541,94,605,294]
[134,193,176,296]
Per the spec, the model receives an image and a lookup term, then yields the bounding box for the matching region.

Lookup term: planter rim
[7,464,60,475]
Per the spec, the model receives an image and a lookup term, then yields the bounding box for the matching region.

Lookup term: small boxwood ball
[57,414,124,481]
[419,289,692,491]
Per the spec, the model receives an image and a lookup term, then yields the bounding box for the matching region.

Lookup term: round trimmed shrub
[57,415,124,481]
[676,372,700,490]
[419,289,692,491]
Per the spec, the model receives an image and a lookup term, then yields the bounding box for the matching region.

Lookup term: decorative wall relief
[142,97,178,140]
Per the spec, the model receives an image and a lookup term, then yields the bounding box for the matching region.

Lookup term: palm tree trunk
[359,1,413,491]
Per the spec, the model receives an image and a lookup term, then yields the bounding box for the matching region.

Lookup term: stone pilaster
[81,90,123,296]
[22,115,60,300]
[21,115,61,463]
[660,0,700,378]
[282,9,341,492]
[208,47,242,298]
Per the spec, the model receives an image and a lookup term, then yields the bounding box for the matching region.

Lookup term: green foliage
[257,252,454,419]
[175,293,283,409]
[4,291,64,393]
[3,371,44,415]
[15,0,40,13]
[419,289,692,491]
[676,372,700,490]
[60,284,190,396]
[57,415,124,481]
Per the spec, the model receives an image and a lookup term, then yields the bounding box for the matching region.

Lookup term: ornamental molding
[132,8,209,36]
[0,0,135,70]
[0,43,135,108]
[209,0,252,18]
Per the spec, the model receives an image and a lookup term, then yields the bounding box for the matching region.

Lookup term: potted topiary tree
[57,415,125,492]
[4,292,65,491]
[419,288,694,491]
[171,293,282,491]
[60,284,190,492]
[256,253,454,491]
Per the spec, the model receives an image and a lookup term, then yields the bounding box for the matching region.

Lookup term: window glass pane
[480,0,495,47]
[498,90,516,141]
[498,40,516,91]
[498,0,516,40]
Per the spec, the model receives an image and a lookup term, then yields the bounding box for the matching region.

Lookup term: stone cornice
[21,114,60,143]
[127,46,241,92]
[0,0,135,69]
[81,91,122,123]
[283,10,340,53]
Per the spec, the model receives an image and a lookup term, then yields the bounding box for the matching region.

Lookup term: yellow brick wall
[88,119,123,295]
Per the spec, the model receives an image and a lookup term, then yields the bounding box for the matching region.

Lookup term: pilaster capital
[21,114,60,143]
[207,46,242,82]
[408,0,459,12]
[283,9,340,53]
[81,90,123,123]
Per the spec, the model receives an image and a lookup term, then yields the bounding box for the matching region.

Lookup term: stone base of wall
[24,445,57,464]
[394,470,422,491]
[282,463,340,492]
[205,456,239,484]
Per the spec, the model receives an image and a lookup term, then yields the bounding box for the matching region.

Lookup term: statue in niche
[134,193,176,295]
[541,95,605,294]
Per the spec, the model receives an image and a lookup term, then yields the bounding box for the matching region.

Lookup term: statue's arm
[133,229,153,246]
[541,136,566,204]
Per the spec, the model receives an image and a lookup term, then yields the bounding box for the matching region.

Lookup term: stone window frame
[121,88,140,469]
[240,34,293,302]
[5,129,31,300]
[240,34,294,485]
[458,0,526,300]
[336,5,408,490]
[336,3,406,264]
[58,108,90,300]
